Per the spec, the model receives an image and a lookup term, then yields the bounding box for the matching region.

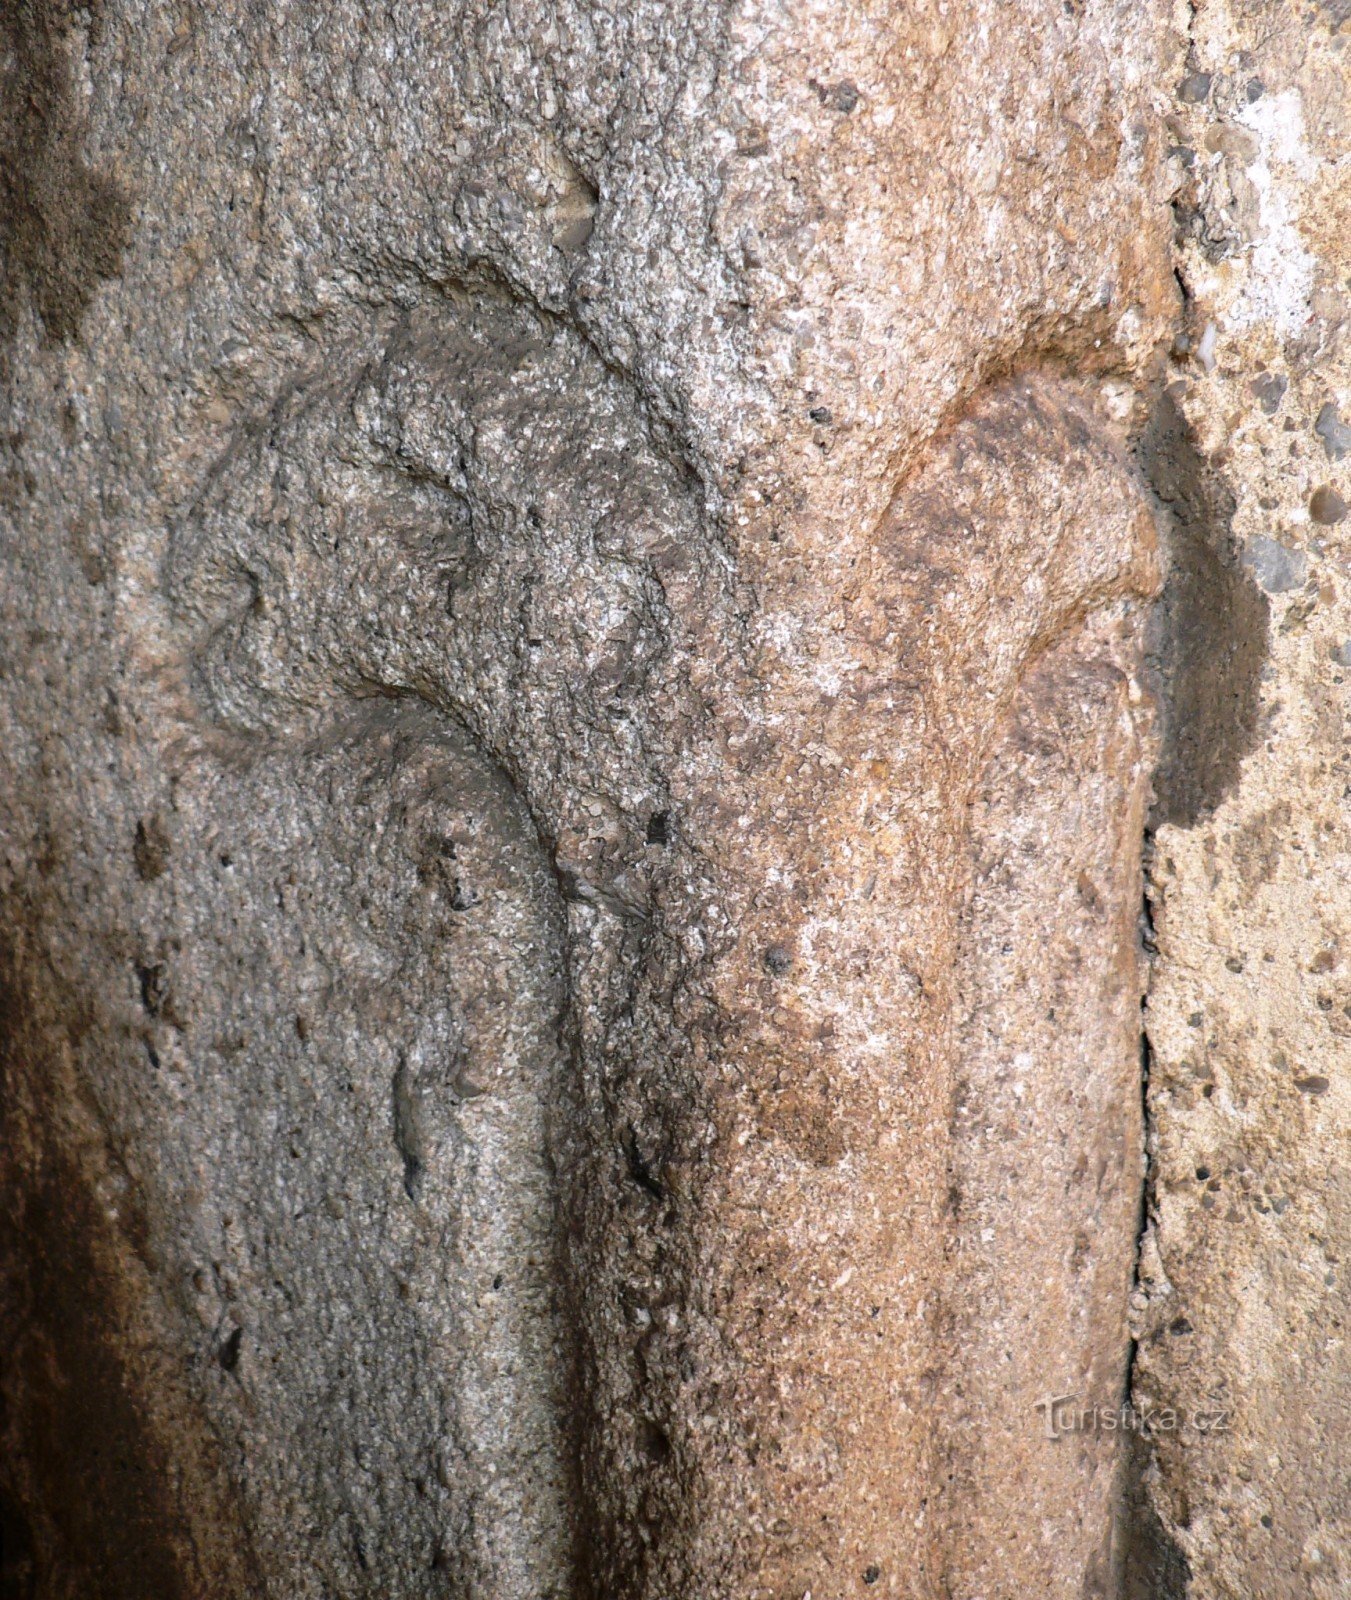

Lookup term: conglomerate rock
[0,1,1343,1598]
[1130,5,1351,1599]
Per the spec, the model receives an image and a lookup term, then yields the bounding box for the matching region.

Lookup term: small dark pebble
[863,1567,881,1586]
[764,944,793,976]
[1250,372,1287,415]
[809,405,833,424]
[1315,401,1351,460]
[1310,484,1348,525]
[1296,1074,1331,1095]
[812,78,860,114]
[1246,77,1265,101]
[1177,72,1213,103]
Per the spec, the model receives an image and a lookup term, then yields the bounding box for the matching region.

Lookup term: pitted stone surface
[1131,4,1351,1597]
[2,2,1343,1598]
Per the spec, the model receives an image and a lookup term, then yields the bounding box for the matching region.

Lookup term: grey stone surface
[1244,534,1308,593]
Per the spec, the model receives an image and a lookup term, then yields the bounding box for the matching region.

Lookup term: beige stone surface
[944,611,1156,1599]
[1132,4,1351,1597]
[0,0,1344,1597]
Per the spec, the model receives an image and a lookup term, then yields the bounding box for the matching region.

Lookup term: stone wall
[0,2,1344,1597]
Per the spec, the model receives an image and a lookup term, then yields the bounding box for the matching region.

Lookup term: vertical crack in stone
[1114,1015,1192,1600]
[1116,389,1271,1595]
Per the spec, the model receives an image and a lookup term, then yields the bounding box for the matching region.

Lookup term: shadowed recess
[1116,1433,1192,1600]
[1137,389,1268,828]
[0,931,192,1600]
[0,0,129,344]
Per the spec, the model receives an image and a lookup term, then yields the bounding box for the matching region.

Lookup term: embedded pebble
[1315,402,1351,461]
[1244,535,1308,592]
[1310,485,1349,525]
[1251,373,1288,415]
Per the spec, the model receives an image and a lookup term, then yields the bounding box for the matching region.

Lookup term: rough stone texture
[944,614,1156,1600]
[0,1,1343,1598]
[1131,4,1351,1597]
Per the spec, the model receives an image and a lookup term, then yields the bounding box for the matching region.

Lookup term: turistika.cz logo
[1034,1392,1231,1441]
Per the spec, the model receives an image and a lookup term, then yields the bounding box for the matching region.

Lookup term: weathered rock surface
[0,0,1343,1597]
[944,610,1156,1599]
[1131,4,1351,1598]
